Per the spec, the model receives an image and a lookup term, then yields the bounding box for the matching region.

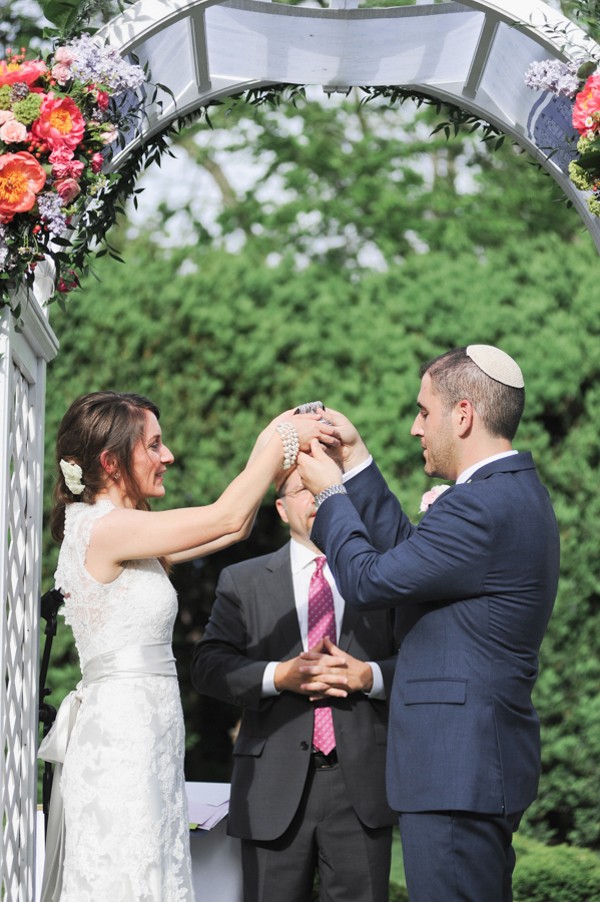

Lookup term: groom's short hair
[421,347,525,441]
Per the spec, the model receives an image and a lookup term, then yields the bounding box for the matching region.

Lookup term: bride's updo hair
[50,391,161,542]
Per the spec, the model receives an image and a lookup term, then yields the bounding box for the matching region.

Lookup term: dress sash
[38,643,177,902]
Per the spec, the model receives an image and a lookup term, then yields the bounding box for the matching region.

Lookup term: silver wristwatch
[314,484,347,509]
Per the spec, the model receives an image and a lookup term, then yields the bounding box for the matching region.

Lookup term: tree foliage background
[16,0,599,856]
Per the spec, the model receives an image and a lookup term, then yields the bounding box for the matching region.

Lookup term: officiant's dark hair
[422,348,524,441]
[50,391,161,542]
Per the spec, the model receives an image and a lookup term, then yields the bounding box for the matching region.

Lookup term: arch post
[0,281,58,901]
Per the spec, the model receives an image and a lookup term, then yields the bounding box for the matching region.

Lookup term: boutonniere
[419,484,451,513]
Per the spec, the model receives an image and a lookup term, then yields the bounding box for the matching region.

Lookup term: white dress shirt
[262,538,385,698]
[344,450,518,486]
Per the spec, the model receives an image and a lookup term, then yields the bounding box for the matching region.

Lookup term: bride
[39,391,335,902]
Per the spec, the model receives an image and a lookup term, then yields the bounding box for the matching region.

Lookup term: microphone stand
[38,588,64,836]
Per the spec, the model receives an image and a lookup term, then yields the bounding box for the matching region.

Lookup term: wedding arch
[2,0,598,897]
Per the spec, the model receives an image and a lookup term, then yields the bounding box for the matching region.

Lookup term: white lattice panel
[0,303,58,902]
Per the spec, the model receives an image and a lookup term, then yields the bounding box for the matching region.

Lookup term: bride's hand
[291,413,338,453]
[248,409,338,464]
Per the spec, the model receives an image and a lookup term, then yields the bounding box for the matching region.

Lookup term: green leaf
[39,0,83,32]
[577,60,597,80]
[575,150,600,171]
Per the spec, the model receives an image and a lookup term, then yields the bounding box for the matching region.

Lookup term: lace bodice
[56,500,178,668]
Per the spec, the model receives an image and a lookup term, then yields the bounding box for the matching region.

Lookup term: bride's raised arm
[87,410,337,573]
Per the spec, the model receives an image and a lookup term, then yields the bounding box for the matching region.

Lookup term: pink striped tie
[307,556,336,755]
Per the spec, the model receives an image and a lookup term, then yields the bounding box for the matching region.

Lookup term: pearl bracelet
[314,484,347,509]
[275,422,300,470]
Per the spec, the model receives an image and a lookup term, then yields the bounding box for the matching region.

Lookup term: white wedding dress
[53,499,195,902]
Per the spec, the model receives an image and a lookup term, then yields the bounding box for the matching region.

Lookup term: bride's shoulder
[64,499,116,539]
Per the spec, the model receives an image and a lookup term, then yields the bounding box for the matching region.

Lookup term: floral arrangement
[419,484,450,513]
[0,34,145,306]
[525,58,600,216]
[59,458,84,494]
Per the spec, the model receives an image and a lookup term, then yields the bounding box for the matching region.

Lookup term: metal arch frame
[98,0,600,249]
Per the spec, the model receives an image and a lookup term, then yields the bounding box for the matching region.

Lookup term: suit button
[300,741,309,751]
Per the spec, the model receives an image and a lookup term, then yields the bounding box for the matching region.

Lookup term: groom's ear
[454,399,474,437]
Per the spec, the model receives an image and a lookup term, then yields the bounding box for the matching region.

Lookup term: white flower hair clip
[419,484,450,513]
[60,459,85,495]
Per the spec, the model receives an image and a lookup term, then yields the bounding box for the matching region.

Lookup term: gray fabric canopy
[99,0,600,250]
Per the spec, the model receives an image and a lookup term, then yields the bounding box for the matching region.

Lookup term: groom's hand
[297,440,344,498]
[319,408,369,472]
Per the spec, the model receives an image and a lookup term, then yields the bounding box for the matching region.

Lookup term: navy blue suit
[311,453,559,899]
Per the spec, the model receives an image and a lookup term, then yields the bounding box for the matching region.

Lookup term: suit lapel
[264,543,304,657]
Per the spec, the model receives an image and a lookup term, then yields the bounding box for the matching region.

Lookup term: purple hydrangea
[525,60,581,98]
[38,193,68,237]
[65,34,145,96]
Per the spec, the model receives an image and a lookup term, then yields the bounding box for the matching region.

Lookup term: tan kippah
[466,345,524,388]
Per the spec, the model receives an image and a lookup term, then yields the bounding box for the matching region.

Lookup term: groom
[297,345,560,902]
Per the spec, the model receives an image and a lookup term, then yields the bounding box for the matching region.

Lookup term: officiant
[191,466,399,902]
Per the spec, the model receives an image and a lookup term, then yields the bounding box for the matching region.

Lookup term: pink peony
[0,151,46,222]
[0,110,15,125]
[0,118,28,143]
[419,484,451,513]
[573,74,600,135]
[31,94,85,150]
[54,177,80,204]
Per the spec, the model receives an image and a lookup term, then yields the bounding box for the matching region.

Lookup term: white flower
[60,459,85,495]
[419,484,450,513]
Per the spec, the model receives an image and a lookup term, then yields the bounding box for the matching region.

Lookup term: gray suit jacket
[191,543,399,841]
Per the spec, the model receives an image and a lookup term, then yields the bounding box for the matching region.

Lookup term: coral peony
[31,94,85,150]
[0,59,46,88]
[0,151,46,222]
[572,74,600,135]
